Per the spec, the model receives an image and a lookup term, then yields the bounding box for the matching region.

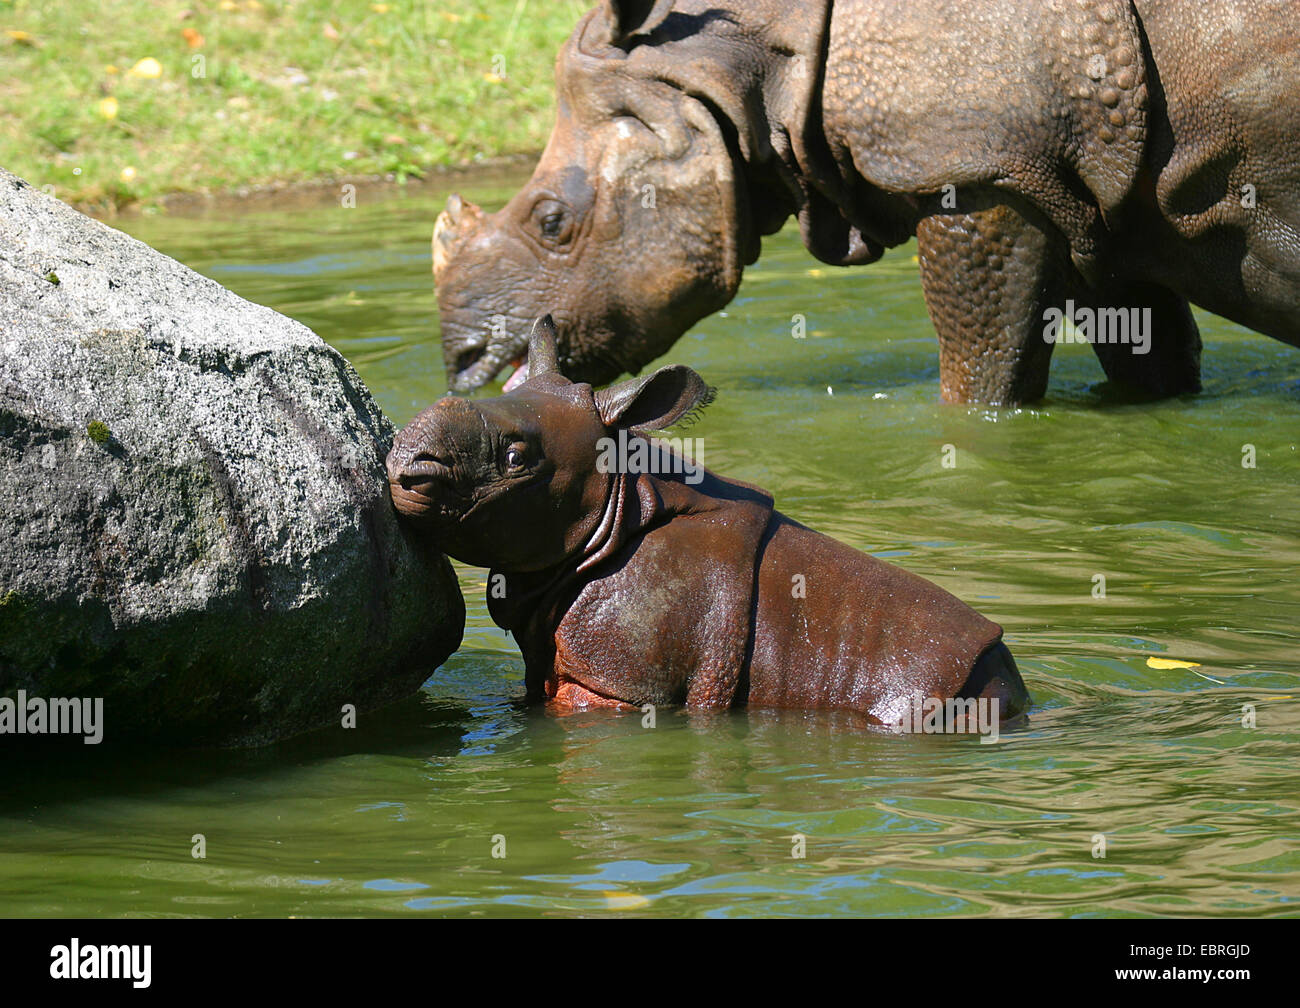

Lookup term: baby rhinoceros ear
[593,365,715,433]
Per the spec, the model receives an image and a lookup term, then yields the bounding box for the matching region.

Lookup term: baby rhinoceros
[387,317,1028,731]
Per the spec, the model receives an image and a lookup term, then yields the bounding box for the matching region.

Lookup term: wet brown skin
[389,318,1029,724]
[435,0,1300,405]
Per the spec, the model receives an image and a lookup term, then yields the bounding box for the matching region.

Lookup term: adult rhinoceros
[433,0,1300,405]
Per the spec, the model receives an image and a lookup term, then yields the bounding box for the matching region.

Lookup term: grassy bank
[0,0,587,211]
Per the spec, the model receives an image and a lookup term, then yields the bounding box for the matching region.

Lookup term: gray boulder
[0,168,464,747]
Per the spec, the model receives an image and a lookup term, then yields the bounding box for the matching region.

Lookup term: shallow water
[2,175,1298,917]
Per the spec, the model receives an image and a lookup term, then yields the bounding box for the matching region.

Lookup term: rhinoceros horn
[528,314,561,378]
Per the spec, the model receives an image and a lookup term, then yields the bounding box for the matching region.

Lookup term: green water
[3,175,1299,917]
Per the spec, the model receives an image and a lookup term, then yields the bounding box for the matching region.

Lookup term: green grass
[0,0,589,211]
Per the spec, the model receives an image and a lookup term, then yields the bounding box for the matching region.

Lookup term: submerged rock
[0,168,464,747]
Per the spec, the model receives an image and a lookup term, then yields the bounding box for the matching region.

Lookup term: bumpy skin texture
[388,321,1029,724]
[435,0,1300,405]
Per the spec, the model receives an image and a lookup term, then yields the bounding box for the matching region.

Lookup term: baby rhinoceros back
[388,316,1028,730]
[748,516,1026,723]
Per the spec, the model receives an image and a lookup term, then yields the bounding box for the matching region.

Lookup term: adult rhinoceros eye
[505,445,528,470]
[531,200,573,247]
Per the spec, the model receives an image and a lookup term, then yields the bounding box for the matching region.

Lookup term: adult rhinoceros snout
[441,315,532,393]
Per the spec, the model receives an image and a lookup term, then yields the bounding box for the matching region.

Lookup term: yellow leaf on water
[600,890,650,910]
[1146,657,1202,670]
[127,57,163,79]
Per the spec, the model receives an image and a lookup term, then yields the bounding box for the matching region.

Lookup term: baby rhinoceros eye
[505,445,527,470]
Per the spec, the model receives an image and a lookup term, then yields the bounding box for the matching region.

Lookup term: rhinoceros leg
[918,205,1203,402]
[1082,278,1201,397]
[917,204,1072,406]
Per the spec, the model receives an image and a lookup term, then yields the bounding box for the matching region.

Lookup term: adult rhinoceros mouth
[442,315,531,393]
[442,313,642,393]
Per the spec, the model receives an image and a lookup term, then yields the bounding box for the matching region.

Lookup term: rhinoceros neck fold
[623,4,830,151]
[484,470,639,635]
[576,470,659,574]
[485,465,778,702]
[574,1,837,248]
[485,469,665,630]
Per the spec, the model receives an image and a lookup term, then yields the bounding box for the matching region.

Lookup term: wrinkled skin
[435,0,1300,405]
[389,318,1029,725]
